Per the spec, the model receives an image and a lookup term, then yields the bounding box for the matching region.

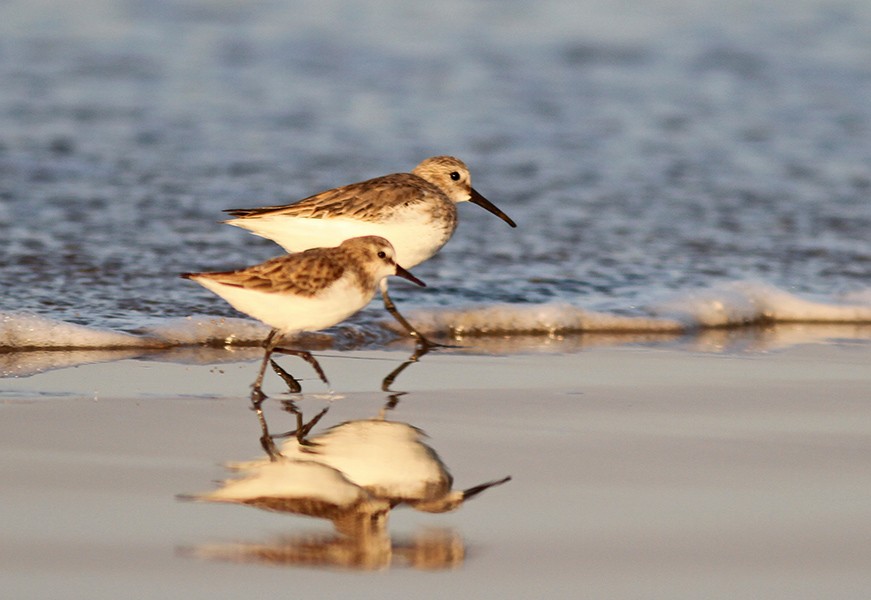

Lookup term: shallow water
[0,0,869,346]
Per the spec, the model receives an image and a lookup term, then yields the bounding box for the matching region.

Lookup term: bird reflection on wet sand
[179,398,510,571]
[380,344,430,396]
[182,526,467,571]
[264,343,430,399]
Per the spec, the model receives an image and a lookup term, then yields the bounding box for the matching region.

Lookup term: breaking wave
[1,282,869,354]
[406,282,871,337]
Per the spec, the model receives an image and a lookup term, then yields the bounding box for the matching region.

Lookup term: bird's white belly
[197,277,374,333]
[231,216,452,268]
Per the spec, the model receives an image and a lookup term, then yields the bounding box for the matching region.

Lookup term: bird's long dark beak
[394,265,426,287]
[461,476,512,500]
[470,188,517,228]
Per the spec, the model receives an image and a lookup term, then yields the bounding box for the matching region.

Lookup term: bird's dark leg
[380,280,453,349]
[270,359,302,393]
[250,387,281,460]
[295,406,329,441]
[271,347,330,388]
[274,400,329,444]
[251,329,279,401]
[381,344,430,392]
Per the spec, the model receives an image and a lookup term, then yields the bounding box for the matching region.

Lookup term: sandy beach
[2,340,870,599]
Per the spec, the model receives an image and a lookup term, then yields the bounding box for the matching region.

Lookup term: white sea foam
[142,316,270,347]
[0,313,270,351]
[1,283,869,353]
[392,283,871,341]
[0,312,150,349]
[403,303,684,337]
[401,282,871,338]
[650,281,871,328]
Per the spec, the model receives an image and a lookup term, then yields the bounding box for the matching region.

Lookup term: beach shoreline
[2,342,870,598]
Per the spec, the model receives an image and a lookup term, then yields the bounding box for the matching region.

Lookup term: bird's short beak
[394,265,426,287]
[469,188,517,228]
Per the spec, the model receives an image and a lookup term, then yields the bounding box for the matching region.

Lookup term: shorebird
[231,417,511,513]
[223,156,516,347]
[179,460,391,538]
[181,236,424,395]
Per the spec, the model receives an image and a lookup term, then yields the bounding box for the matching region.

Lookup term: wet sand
[2,342,870,599]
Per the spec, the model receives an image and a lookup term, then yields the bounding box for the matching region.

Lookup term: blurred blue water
[1,0,869,331]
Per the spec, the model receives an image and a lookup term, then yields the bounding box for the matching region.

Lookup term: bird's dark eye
[377,251,387,259]
[450,171,460,181]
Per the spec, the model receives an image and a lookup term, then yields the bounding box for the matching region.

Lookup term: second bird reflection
[180,400,510,570]
[268,342,431,401]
